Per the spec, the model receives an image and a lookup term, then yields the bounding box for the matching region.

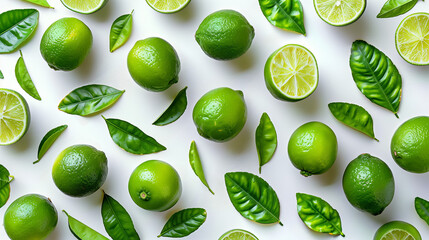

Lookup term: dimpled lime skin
[192,87,247,142]
[127,37,180,92]
[4,194,58,240]
[373,221,422,240]
[128,160,182,212]
[40,18,93,71]
[52,144,108,197]
[287,122,338,176]
[195,9,255,60]
[391,116,429,173]
[343,154,395,215]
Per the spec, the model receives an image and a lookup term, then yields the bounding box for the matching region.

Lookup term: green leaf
[102,192,140,240]
[21,0,54,8]
[0,69,3,79]
[63,210,110,240]
[189,141,214,195]
[349,40,402,117]
[296,193,345,237]
[255,113,277,173]
[158,208,207,238]
[0,9,39,53]
[34,124,68,164]
[328,102,378,141]
[58,84,124,116]
[377,0,418,18]
[415,197,429,225]
[153,87,187,126]
[103,117,166,155]
[110,10,133,52]
[258,0,306,35]
[15,50,41,100]
[224,172,283,225]
[0,165,13,209]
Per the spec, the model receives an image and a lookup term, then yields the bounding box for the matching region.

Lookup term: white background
[1,0,429,239]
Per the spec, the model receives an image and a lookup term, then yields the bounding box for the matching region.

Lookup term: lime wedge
[0,89,30,145]
[60,0,108,14]
[264,44,318,102]
[146,0,190,13]
[396,12,429,65]
[314,0,366,26]
[374,221,422,240]
[219,229,258,240]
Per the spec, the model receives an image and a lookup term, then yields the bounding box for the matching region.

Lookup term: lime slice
[396,12,429,65]
[0,89,30,145]
[374,221,422,240]
[146,0,190,13]
[60,0,108,14]
[264,44,318,102]
[219,229,258,240]
[314,0,366,26]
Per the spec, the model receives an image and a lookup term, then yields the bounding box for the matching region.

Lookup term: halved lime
[60,0,108,14]
[146,0,190,14]
[396,12,429,65]
[264,44,318,102]
[314,0,366,26]
[0,89,30,145]
[219,229,258,240]
[374,221,422,240]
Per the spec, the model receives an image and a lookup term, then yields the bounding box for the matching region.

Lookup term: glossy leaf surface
[110,10,133,52]
[103,117,166,154]
[377,0,418,18]
[189,141,214,195]
[0,69,3,79]
[225,172,282,225]
[255,112,277,173]
[58,84,124,116]
[296,193,345,237]
[22,0,54,8]
[15,50,41,100]
[415,197,429,225]
[0,9,39,53]
[153,87,187,126]
[158,208,207,238]
[0,165,13,209]
[35,124,67,164]
[258,0,306,35]
[64,211,110,240]
[350,40,402,117]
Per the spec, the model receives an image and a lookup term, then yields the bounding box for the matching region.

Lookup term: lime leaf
[35,125,68,164]
[0,70,4,79]
[153,87,187,126]
[110,10,133,52]
[63,210,110,240]
[158,208,207,238]
[189,141,214,195]
[259,0,306,35]
[15,50,41,101]
[0,165,13,209]
[255,112,277,173]
[415,197,429,225]
[377,0,418,18]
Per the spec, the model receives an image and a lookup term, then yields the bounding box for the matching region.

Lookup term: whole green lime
[128,160,182,212]
[52,144,108,197]
[195,9,255,60]
[374,221,422,240]
[40,17,93,71]
[391,116,429,173]
[4,194,58,240]
[343,154,395,215]
[127,37,180,92]
[192,87,247,142]
[288,122,337,176]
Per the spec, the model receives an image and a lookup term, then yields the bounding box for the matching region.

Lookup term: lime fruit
[52,144,108,197]
[146,0,190,13]
[40,18,93,71]
[288,122,337,176]
[314,0,366,26]
[195,10,254,60]
[4,194,58,240]
[343,154,395,215]
[127,37,180,92]
[219,229,259,240]
[60,0,108,14]
[374,221,422,240]
[264,44,318,102]
[128,160,182,212]
[0,89,30,145]
[391,116,429,173]
[192,87,247,142]
[396,12,429,65]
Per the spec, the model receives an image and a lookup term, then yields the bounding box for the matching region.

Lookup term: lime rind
[396,12,429,66]
[60,0,108,14]
[219,229,258,240]
[0,89,30,145]
[146,0,190,14]
[314,0,366,26]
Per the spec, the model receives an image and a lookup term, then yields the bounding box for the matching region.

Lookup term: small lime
[374,221,422,240]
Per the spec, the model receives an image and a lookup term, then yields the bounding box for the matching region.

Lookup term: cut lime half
[396,12,429,65]
[374,221,422,240]
[314,0,366,26]
[146,0,190,14]
[264,44,318,102]
[0,89,30,145]
[60,0,108,14]
[219,229,258,240]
